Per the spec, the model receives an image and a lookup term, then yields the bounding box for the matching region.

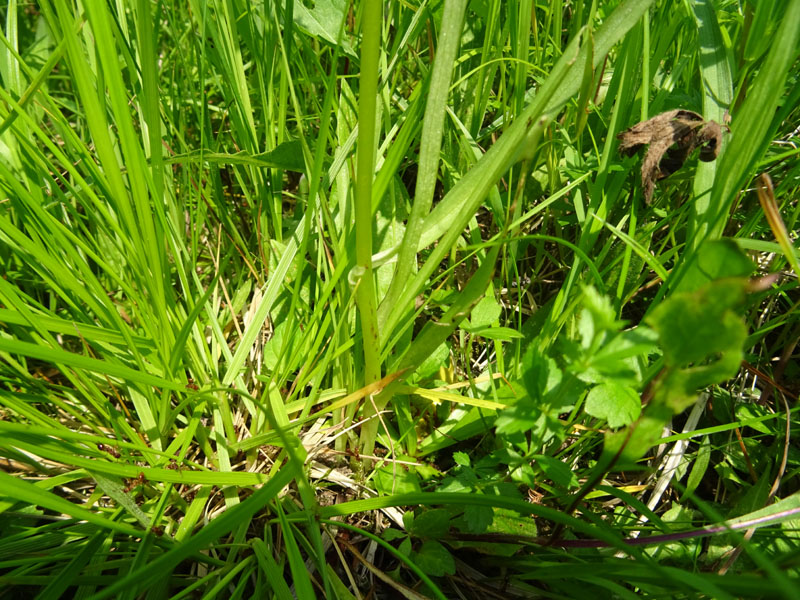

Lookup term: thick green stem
[355,1,383,456]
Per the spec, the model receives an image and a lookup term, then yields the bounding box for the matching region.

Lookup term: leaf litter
[617,109,724,203]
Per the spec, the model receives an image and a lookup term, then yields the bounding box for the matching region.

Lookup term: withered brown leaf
[617,109,723,203]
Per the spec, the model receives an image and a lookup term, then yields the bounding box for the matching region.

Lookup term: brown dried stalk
[617,109,723,203]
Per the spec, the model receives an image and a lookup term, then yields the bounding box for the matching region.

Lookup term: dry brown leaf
[617,109,723,203]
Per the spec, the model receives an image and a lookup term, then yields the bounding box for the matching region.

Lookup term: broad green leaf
[413,540,455,576]
[409,508,451,539]
[415,341,450,380]
[469,294,502,329]
[735,403,773,435]
[463,504,494,534]
[293,0,355,56]
[648,278,747,374]
[521,348,561,402]
[577,327,658,385]
[487,507,538,538]
[604,407,673,467]
[674,240,754,295]
[374,465,422,496]
[326,564,359,600]
[382,529,406,542]
[585,381,642,428]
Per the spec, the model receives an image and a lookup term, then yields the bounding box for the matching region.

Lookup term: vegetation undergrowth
[0,0,799,598]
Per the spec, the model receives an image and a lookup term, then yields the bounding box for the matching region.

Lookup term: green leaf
[736,403,772,434]
[326,564,359,600]
[87,470,151,529]
[415,341,450,380]
[164,140,306,172]
[674,240,754,295]
[681,436,712,501]
[486,507,538,538]
[585,381,642,428]
[469,294,502,329]
[495,402,541,436]
[578,327,659,385]
[398,537,412,558]
[408,508,450,539]
[521,348,561,402]
[413,540,455,576]
[603,407,673,467]
[463,504,494,534]
[532,454,579,489]
[452,466,479,490]
[452,451,470,467]
[293,0,355,55]
[578,285,619,348]
[647,279,748,410]
[382,528,407,542]
[374,465,422,496]
[463,325,525,341]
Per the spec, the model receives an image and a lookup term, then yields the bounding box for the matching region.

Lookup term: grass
[0,0,799,597]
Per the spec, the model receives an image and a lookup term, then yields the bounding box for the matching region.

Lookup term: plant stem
[355,0,383,456]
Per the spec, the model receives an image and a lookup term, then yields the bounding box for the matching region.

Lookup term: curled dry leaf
[617,109,723,203]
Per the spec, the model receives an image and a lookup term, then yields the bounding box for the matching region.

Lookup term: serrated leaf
[409,508,450,539]
[647,279,747,371]
[382,528,407,542]
[533,454,579,488]
[463,504,493,534]
[487,507,537,538]
[509,462,537,488]
[579,326,658,384]
[521,346,560,401]
[413,540,455,576]
[452,451,470,467]
[585,381,641,428]
[438,476,469,493]
[579,285,619,348]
